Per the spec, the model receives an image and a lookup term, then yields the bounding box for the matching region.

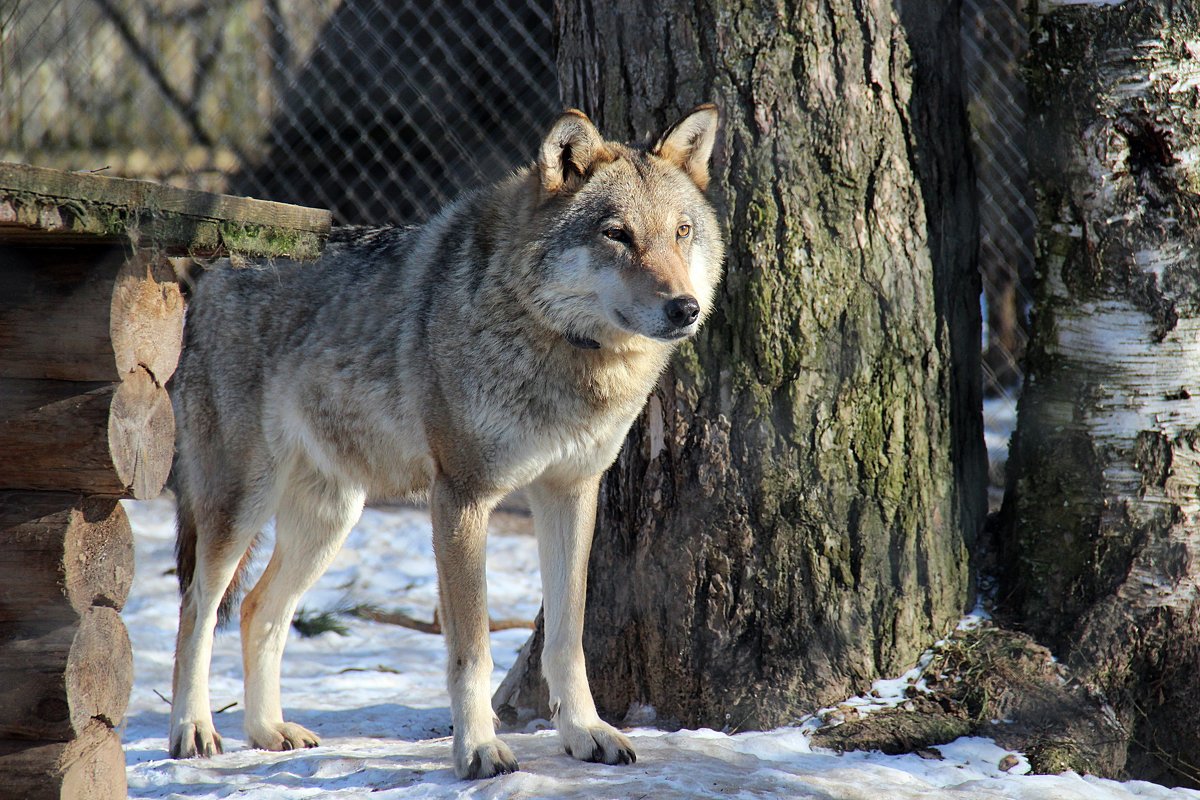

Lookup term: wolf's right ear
[539,110,610,193]
[652,104,719,191]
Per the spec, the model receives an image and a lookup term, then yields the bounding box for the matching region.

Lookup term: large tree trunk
[998,1,1200,787]
[496,0,983,730]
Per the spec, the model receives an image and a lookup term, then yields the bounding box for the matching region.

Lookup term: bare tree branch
[90,0,214,147]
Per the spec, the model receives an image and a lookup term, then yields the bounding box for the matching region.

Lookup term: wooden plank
[0,492,134,622]
[0,244,184,383]
[0,721,126,800]
[0,372,174,498]
[0,162,330,259]
[0,161,329,234]
[0,607,133,741]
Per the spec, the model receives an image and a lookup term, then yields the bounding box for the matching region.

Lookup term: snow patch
[121,498,1200,798]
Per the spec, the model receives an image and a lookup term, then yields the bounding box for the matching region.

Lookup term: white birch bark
[1002,0,1200,786]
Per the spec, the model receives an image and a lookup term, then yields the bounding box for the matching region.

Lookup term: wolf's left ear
[539,110,610,193]
[652,103,719,191]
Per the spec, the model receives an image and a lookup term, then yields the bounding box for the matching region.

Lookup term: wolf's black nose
[665,296,700,327]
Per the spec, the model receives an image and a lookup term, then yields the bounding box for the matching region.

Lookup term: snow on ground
[122,497,1200,799]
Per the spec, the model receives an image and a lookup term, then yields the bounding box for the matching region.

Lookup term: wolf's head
[524,105,724,349]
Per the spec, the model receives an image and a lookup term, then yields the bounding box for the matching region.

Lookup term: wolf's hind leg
[241,468,365,752]
[170,504,261,759]
[528,473,636,766]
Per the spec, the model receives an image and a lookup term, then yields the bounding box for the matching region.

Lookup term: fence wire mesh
[961,0,1034,507]
[1,0,1033,503]
[1,0,557,223]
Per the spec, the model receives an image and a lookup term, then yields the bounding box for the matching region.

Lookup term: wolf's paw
[169,720,224,759]
[560,720,636,765]
[247,721,321,751]
[455,738,519,780]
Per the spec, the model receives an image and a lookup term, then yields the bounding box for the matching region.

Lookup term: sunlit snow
[122,497,1199,799]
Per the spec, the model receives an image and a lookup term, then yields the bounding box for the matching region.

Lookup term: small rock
[916,748,944,761]
[998,753,1021,772]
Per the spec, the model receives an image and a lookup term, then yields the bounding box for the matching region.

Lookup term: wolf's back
[171,225,423,619]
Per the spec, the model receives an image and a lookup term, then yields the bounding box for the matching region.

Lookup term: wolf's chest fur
[455,342,668,486]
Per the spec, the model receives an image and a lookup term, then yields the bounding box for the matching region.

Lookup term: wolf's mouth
[655,327,694,342]
[612,309,695,342]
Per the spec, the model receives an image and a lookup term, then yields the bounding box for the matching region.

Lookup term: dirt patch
[810,694,971,756]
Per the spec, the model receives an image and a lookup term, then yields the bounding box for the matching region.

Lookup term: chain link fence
[1,0,557,223]
[961,0,1034,508]
[1,0,1033,503]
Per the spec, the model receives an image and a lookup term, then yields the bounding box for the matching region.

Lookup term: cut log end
[0,492,135,618]
[0,606,133,741]
[110,249,184,384]
[0,721,126,800]
[0,375,174,498]
[108,367,175,499]
[0,245,183,383]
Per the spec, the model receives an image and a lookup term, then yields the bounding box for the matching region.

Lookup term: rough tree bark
[999,0,1200,787]
[496,0,983,730]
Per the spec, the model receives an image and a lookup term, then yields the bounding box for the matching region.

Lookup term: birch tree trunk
[999,1,1200,786]
[497,0,984,730]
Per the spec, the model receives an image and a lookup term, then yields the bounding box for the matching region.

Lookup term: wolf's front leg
[528,473,636,766]
[170,585,224,758]
[431,476,518,779]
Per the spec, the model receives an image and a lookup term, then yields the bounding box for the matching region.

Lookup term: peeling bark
[496,0,982,731]
[1000,0,1200,786]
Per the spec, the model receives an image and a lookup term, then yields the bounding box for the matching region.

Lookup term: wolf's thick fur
[169,106,724,779]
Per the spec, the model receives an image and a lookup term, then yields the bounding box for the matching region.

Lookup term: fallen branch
[350,606,534,634]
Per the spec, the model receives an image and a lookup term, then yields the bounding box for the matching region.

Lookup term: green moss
[219,220,324,260]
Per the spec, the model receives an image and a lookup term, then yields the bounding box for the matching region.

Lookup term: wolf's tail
[174,479,199,600]
[174,479,258,628]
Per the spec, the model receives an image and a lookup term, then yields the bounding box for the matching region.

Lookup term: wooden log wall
[0,244,182,498]
[0,242,182,799]
[0,160,329,799]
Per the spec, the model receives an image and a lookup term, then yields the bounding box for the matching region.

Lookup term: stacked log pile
[0,243,180,798]
[0,162,329,799]
[0,494,134,798]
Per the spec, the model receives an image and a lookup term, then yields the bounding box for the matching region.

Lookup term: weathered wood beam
[0,245,183,383]
[0,607,132,741]
[0,721,126,800]
[0,482,134,798]
[0,161,330,259]
[0,492,134,622]
[0,493,135,742]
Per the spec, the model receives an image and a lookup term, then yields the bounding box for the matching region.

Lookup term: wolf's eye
[677,223,692,239]
[603,227,630,244]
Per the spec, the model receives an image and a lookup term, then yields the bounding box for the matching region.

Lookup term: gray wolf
[168,105,724,779]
